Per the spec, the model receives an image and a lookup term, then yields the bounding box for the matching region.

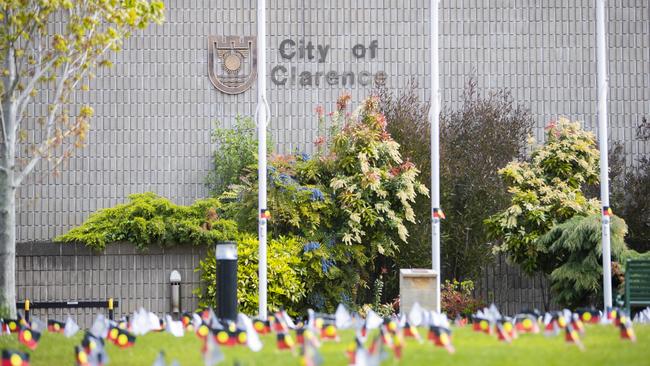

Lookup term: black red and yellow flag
[81,331,104,355]
[403,322,421,341]
[18,326,41,350]
[564,324,585,350]
[1,350,30,366]
[320,324,337,340]
[514,315,539,334]
[577,309,600,324]
[47,320,65,333]
[107,326,135,349]
[276,332,295,350]
[180,312,193,330]
[433,208,446,220]
[429,326,455,354]
[1,319,19,334]
[620,320,636,342]
[195,322,211,341]
[74,345,90,366]
[253,319,271,334]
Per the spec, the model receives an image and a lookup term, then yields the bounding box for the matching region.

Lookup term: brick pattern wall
[16,0,649,243]
[474,255,555,315]
[15,243,207,328]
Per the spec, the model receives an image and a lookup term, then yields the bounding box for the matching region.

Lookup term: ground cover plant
[0,323,648,365]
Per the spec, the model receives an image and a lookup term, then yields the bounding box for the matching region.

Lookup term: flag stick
[596,0,612,311]
[429,0,442,313]
[257,0,269,320]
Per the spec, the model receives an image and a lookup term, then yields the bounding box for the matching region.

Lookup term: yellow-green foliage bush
[55,192,237,250]
[194,234,306,316]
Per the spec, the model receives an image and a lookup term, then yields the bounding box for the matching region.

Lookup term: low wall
[16,242,208,327]
[474,255,555,314]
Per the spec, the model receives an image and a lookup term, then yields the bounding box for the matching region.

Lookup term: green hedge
[55,192,238,250]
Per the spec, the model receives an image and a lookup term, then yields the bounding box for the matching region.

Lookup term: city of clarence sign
[208,36,388,94]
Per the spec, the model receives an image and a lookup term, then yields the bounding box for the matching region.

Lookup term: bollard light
[216,241,238,321]
[170,270,182,314]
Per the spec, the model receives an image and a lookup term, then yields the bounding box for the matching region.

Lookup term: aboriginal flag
[577,309,600,324]
[1,350,30,366]
[276,332,295,350]
[429,326,455,354]
[181,313,193,329]
[320,324,338,340]
[620,320,636,342]
[74,345,90,366]
[253,319,271,334]
[47,320,65,333]
[18,326,41,350]
[2,319,19,334]
[107,326,135,349]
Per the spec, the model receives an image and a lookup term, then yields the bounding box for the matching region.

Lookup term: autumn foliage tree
[0,0,164,316]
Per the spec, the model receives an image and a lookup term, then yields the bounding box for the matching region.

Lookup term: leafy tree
[486,118,601,275]
[0,0,164,316]
[378,80,534,285]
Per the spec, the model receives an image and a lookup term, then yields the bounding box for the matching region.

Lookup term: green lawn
[1,324,648,365]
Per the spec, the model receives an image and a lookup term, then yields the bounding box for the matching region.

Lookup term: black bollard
[216,241,238,321]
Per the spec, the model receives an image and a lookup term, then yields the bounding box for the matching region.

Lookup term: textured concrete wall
[17,1,649,242]
[15,243,207,327]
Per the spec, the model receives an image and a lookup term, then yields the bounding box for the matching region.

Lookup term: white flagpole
[429,0,442,313]
[596,0,612,311]
[257,0,269,320]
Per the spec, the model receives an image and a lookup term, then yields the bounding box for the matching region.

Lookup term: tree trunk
[0,161,16,318]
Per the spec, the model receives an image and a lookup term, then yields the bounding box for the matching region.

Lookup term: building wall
[15,242,207,328]
[17,0,649,242]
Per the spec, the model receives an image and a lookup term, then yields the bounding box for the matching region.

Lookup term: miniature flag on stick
[577,309,601,324]
[429,326,455,354]
[47,320,65,333]
[1,350,30,366]
[18,325,41,350]
[74,345,90,366]
[107,326,136,349]
[514,314,539,334]
[432,208,446,220]
[564,324,585,351]
[619,319,636,342]
[276,332,295,351]
[2,319,19,334]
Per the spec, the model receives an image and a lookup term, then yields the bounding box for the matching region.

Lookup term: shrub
[441,279,484,319]
[538,213,629,308]
[55,192,238,250]
[194,234,307,316]
[615,117,650,252]
[218,95,428,309]
[485,118,601,274]
[206,116,261,196]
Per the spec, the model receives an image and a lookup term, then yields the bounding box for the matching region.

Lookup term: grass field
[1,324,649,365]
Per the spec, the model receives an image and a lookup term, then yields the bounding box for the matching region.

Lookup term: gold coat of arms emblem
[208,36,257,94]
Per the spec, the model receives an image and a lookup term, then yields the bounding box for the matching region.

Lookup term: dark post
[24,299,30,323]
[216,241,238,321]
[108,298,114,320]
